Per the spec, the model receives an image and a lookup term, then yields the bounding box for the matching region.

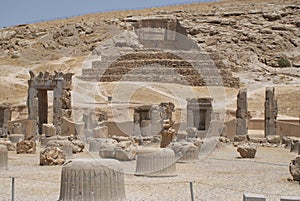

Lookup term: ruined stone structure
[0,105,11,131]
[133,103,174,137]
[58,159,125,201]
[264,87,278,137]
[236,89,248,136]
[27,71,73,135]
[79,17,239,88]
[187,98,213,131]
[135,148,177,177]
[0,145,8,170]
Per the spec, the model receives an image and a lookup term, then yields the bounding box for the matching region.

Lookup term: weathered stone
[237,143,257,158]
[0,145,8,170]
[169,141,199,162]
[187,98,213,131]
[46,140,73,158]
[12,123,22,134]
[27,71,73,135]
[289,155,300,181]
[0,128,8,138]
[135,148,177,177]
[160,128,176,148]
[16,140,36,154]
[280,196,300,201]
[8,119,36,140]
[99,138,137,161]
[40,146,65,166]
[186,127,197,138]
[0,140,16,151]
[42,124,56,137]
[9,134,24,143]
[93,126,108,138]
[264,87,277,137]
[58,158,125,201]
[176,131,187,142]
[71,140,85,153]
[234,135,248,142]
[243,193,266,201]
[236,89,248,136]
[266,135,281,144]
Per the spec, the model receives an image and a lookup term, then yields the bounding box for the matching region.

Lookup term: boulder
[16,140,36,154]
[289,155,300,181]
[237,143,257,158]
[40,147,65,166]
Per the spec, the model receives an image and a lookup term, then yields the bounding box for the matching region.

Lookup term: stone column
[265,87,278,137]
[133,112,141,136]
[27,80,38,121]
[187,109,194,128]
[205,108,212,131]
[53,79,64,135]
[150,105,162,136]
[236,89,248,135]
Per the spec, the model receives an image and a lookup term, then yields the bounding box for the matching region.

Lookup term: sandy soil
[0,143,299,201]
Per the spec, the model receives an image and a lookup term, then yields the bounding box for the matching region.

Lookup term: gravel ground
[0,144,299,201]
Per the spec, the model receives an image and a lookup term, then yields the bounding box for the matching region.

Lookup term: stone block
[93,126,108,138]
[281,196,300,201]
[40,146,65,166]
[237,143,257,158]
[9,134,24,143]
[243,193,266,201]
[0,139,15,151]
[8,119,37,140]
[42,124,56,137]
[16,140,36,154]
[12,123,22,134]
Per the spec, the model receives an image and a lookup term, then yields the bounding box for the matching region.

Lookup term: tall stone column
[187,109,194,128]
[236,89,248,135]
[150,105,162,136]
[27,80,38,121]
[265,87,278,137]
[53,79,64,135]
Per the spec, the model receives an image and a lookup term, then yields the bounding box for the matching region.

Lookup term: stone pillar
[265,87,278,137]
[236,89,248,135]
[53,79,64,135]
[133,112,141,136]
[150,105,162,136]
[205,108,212,131]
[0,106,11,130]
[187,109,194,128]
[0,145,8,170]
[27,80,38,121]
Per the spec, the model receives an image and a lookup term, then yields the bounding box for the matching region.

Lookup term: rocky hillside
[0,0,299,117]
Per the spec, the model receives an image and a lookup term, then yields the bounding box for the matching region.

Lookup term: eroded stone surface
[237,143,257,158]
[40,146,65,166]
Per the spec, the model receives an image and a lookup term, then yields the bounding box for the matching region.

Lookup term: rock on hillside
[0,1,299,73]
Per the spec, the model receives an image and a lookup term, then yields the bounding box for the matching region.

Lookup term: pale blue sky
[0,0,213,28]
